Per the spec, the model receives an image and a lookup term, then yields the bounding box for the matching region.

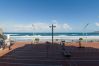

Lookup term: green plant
[79,38,83,41]
[79,38,83,48]
[35,38,39,43]
[0,34,4,39]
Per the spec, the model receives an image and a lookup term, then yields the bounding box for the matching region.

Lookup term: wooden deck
[0,42,99,66]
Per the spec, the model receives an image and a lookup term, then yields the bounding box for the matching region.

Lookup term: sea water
[4,32,99,42]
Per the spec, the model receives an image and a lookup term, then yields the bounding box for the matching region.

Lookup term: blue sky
[0,0,99,32]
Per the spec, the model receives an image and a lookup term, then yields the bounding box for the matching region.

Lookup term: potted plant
[78,38,83,48]
[35,38,39,43]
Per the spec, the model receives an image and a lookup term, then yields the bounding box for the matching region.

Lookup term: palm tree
[79,38,83,48]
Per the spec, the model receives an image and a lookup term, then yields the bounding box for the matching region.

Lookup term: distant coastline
[93,31,99,33]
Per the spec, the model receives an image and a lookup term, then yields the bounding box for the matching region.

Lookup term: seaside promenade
[0,42,99,66]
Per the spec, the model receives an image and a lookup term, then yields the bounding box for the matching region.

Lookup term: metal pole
[49,24,56,45]
[32,24,34,36]
[32,24,35,44]
[52,24,53,45]
[83,23,89,44]
[86,32,87,44]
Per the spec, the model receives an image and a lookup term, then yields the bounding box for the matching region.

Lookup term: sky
[0,0,99,32]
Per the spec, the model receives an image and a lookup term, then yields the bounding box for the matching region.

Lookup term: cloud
[13,22,72,32]
[63,24,72,30]
[13,23,51,32]
[52,20,57,23]
[33,23,50,30]
[0,21,72,32]
[95,22,99,26]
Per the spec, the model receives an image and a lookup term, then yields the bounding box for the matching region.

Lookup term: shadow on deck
[0,42,99,66]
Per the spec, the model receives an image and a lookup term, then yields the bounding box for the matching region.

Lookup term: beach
[4,32,99,43]
[10,35,99,43]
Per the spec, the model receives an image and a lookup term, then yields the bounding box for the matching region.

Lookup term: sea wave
[4,34,19,36]
[71,34,78,36]
[9,35,99,42]
[3,33,99,42]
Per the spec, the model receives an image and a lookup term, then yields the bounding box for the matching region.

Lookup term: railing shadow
[0,42,99,66]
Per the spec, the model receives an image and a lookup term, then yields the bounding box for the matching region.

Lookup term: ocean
[4,32,99,36]
[4,32,99,42]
